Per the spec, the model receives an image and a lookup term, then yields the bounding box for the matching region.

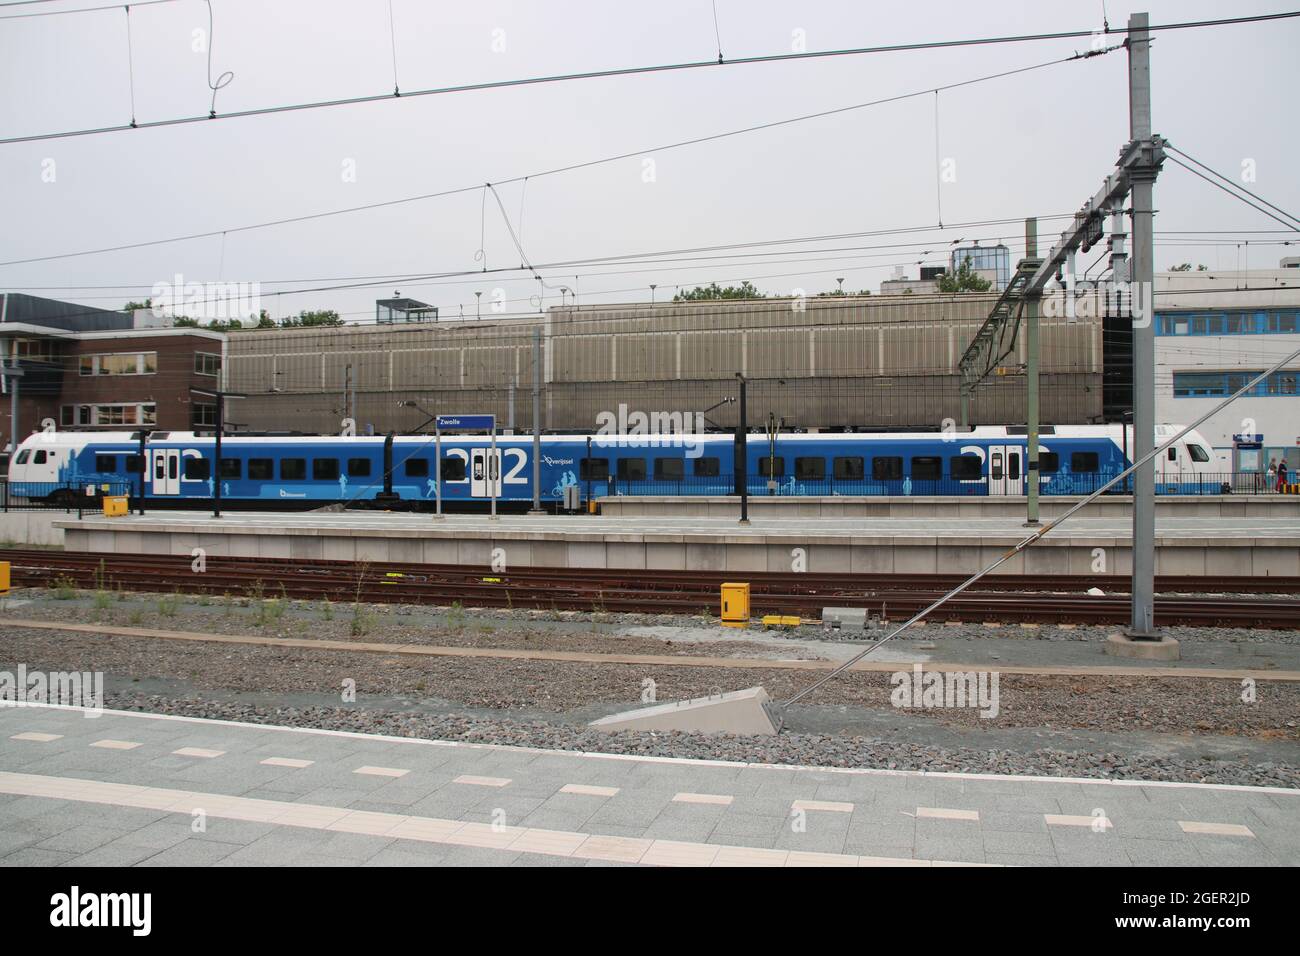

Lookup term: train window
[95,455,117,472]
[15,450,30,464]
[280,458,307,480]
[33,450,47,464]
[248,458,273,480]
[1187,444,1210,463]
[125,454,142,473]
[617,458,646,480]
[795,457,825,480]
[872,457,903,481]
[950,455,982,480]
[1008,453,1021,481]
[313,458,340,481]
[654,458,684,480]
[440,457,466,481]
[404,458,429,478]
[1038,452,1059,473]
[1071,452,1099,473]
[910,457,941,480]
[184,457,210,480]
[833,456,864,480]
[347,458,371,477]
[219,458,241,479]
[757,456,785,478]
[1167,448,1178,462]
[693,456,720,477]
[580,457,609,481]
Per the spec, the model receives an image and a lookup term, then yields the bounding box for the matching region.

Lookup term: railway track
[2,548,1298,628]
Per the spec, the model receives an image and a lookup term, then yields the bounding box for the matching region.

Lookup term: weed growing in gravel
[222,592,233,617]
[50,575,78,600]
[157,592,181,618]
[321,598,334,621]
[256,597,285,628]
[128,609,144,626]
[447,601,465,629]
[93,590,112,613]
[350,602,371,637]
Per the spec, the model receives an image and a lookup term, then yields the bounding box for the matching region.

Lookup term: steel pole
[1025,218,1040,525]
[435,427,443,518]
[531,327,542,513]
[1128,11,1157,636]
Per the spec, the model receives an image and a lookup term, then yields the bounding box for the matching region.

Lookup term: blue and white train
[5,424,1220,509]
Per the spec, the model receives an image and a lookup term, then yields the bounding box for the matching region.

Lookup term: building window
[191,403,217,429]
[195,352,222,376]
[62,403,155,427]
[78,352,157,376]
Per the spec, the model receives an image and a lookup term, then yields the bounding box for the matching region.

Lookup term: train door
[153,448,180,495]
[1162,444,1182,485]
[988,444,1023,496]
[470,447,501,498]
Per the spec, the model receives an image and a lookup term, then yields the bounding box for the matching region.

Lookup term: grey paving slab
[3,704,1299,868]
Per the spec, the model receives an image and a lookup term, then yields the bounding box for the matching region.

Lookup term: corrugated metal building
[223,293,1102,434]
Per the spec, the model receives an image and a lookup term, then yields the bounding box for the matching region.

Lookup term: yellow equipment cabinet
[720,582,750,627]
[0,561,9,595]
[102,495,129,517]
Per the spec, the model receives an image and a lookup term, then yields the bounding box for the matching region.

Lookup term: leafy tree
[278,309,344,328]
[1168,262,1208,272]
[673,281,765,302]
[937,258,992,293]
[122,299,152,311]
[173,316,200,327]
[816,289,871,297]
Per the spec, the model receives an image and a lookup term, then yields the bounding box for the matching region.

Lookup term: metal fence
[0,480,134,514]
[582,472,1295,499]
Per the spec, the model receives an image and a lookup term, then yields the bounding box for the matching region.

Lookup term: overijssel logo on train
[890,664,999,718]
[0,665,104,717]
[593,405,707,458]
[50,887,151,937]
[542,456,575,466]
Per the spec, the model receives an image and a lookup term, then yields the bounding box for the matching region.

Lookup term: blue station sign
[436,414,495,430]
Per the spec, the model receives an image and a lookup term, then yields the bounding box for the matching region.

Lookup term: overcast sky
[1,0,1296,324]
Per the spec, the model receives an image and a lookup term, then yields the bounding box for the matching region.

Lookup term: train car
[5,423,1221,509]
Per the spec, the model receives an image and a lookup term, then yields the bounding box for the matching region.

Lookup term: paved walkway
[1,705,1295,867]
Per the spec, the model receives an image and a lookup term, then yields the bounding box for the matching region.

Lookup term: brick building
[1,294,226,464]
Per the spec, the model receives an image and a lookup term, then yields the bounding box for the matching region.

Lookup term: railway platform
[2,704,1295,867]
[55,510,1300,577]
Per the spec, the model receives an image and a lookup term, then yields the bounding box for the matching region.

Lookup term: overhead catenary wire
[3,10,1294,147]
[0,53,1103,268]
[1164,143,1300,229]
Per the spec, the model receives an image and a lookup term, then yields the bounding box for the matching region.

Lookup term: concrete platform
[600,494,1300,520]
[3,704,1297,867]
[54,510,1300,577]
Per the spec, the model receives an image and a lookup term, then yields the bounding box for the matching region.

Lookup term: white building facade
[1154,268,1300,475]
